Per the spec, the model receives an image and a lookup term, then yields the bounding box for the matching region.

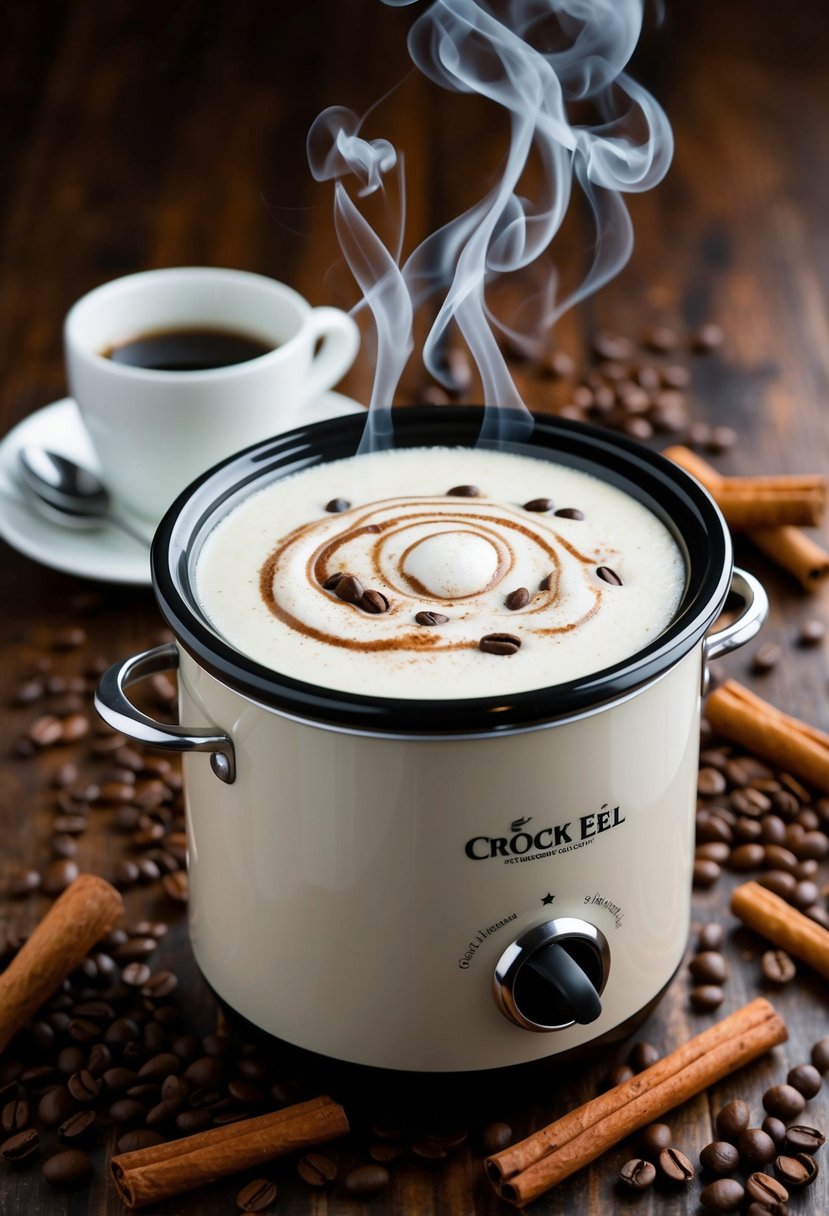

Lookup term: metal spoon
[16,447,152,546]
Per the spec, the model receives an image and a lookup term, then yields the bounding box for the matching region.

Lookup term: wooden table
[1,1,828,1211]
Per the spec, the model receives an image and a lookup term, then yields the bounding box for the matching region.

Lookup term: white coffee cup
[64,267,359,524]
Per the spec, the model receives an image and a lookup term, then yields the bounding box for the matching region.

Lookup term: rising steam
[308,0,673,448]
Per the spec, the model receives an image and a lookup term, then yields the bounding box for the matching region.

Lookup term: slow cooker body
[98,407,766,1080]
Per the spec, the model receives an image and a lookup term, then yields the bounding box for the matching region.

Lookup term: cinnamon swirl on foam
[194,447,685,699]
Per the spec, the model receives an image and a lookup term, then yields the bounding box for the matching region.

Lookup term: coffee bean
[596,565,622,586]
[690,984,724,1011]
[619,1158,656,1191]
[334,574,364,604]
[797,618,826,646]
[593,331,634,361]
[184,1056,224,1088]
[1,1098,29,1133]
[697,923,725,951]
[699,1177,745,1210]
[481,1121,512,1155]
[58,1110,96,1141]
[729,842,765,869]
[42,858,79,895]
[67,1069,99,1103]
[699,1140,740,1174]
[325,498,350,513]
[146,1097,183,1129]
[38,1086,74,1127]
[629,1042,660,1071]
[762,1117,787,1147]
[447,484,480,497]
[109,1098,148,1125]
[693,859,721,888]
[176,1109,212,1133]
[738,1128,777,1168]
[644,324,678,353]
[237,1178,278,1211]
[554,507,584,520]
[479,633,521,656]
[523,497,554,512]
[360,590,390,614]
[322,572,344,591]
[708,425,738,453]
[698,767,727,796]
[774,1152,818,1186]
[692,322,724,352]
[761,949,796,984]
[141,971,178,1000]
[297,1151,338,1186]
[8,867,41,898]
[162,871,188,903]
[42,1148,92,1187]
[29,714,63,746]
[758,870,797,900]
[369,1141,406,1163]
[689,951,728,984]
[415,611,448,626]
[785,1125,826,1153]
[752,642,782,673]
[787,1063,822,1098]
[763,1084,807,1120]
[1,1128,39,1162]
[658,1146,695,1183]
[116,1129,166,1154]
[812,1037,829,1072]
[639,1122,672,1153]
[745,1172,789,1204]
[411,1139,448,1164]
[343,1164,390,1196]
[716,1099,751,1142]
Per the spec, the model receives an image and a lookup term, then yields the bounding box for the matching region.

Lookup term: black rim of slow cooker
[152,405,732,736]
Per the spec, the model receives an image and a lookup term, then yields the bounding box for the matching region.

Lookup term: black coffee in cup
[102,327,273,372]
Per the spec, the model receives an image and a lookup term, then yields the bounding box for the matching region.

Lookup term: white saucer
[0,392,366,586]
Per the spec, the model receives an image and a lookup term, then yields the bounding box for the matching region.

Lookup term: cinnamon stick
[662,445,827,529]
[664,445,829,587]
[732,881,829,981]
[487,998,787,1206]
[110,1095,349,1209]
[706,679,829,793]
[0,874,123,1056]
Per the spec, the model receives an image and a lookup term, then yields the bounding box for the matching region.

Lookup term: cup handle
[94,643,235,784]
[302,306,360,401]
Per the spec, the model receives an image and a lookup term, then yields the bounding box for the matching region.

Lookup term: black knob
[520,940,602,1025]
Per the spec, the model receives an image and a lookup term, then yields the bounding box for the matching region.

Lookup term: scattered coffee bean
[692,322,724,352]
[797,618,825,646]
[689,951,728,984]
[42,1148,92,1187]
[447,484,480,497]
[1,1098,29,1134]
[37,1085,74,1127]
[738,1128,777,1168]
[811,1037,829,1073]
[523,497,554,513]
[596,565,622,586]
[690,984,724,1012]
[787,1063,822,1098]
[716,1099,751,1142]
[415,610,448,626]
[752,641,782,673]
[162,871,188,903]
[322,572,344,591]
[505,587,530,611]
[481,1121,513,1155]
[479,633,521,656]
[763,1084,807,1120]
[762,1117,787,1147]
[297,1151,338,1186]
[619,1158,656,1191]
[29,714,64,747]
[698,766,728,796]
[42,859,79,895]
[761,949,796,985]
[658,1146,695,1183]
[639,1122,672,1153]
[237,1177,278,1211]
[343,1164,390,1196]
[745,1171,789,1205]
[117,1129,165,1153]
[774,1151,818,1186]
[1,1127,39,1162]
[554,507,584,520]
[593,331,634,361]
[629,1042,660,1071]
[67,1069,100,1103]
[699,1140,740,1174]
[785,1125,826,1153]
[8,867,41,898]
[693,859,721,888]
[325,498,350,513]
[699,1177,745,1210]
[58,1110,96,1141]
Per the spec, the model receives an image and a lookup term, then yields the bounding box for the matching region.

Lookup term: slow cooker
[96,407,766,1084]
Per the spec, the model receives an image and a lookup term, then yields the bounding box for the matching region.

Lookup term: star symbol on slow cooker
[541,892,555,905]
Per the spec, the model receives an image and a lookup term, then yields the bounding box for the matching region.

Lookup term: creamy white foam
[194,447,685,699]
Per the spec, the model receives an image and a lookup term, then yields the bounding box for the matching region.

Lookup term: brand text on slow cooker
[464,805,625,862]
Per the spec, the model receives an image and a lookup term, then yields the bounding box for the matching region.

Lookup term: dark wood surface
[1,1,829,1212]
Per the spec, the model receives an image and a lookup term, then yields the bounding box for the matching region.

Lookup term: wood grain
[1,0,828,1212]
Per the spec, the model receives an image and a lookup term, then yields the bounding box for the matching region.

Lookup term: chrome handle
[704,568,768,662]
[94,643,236,784]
